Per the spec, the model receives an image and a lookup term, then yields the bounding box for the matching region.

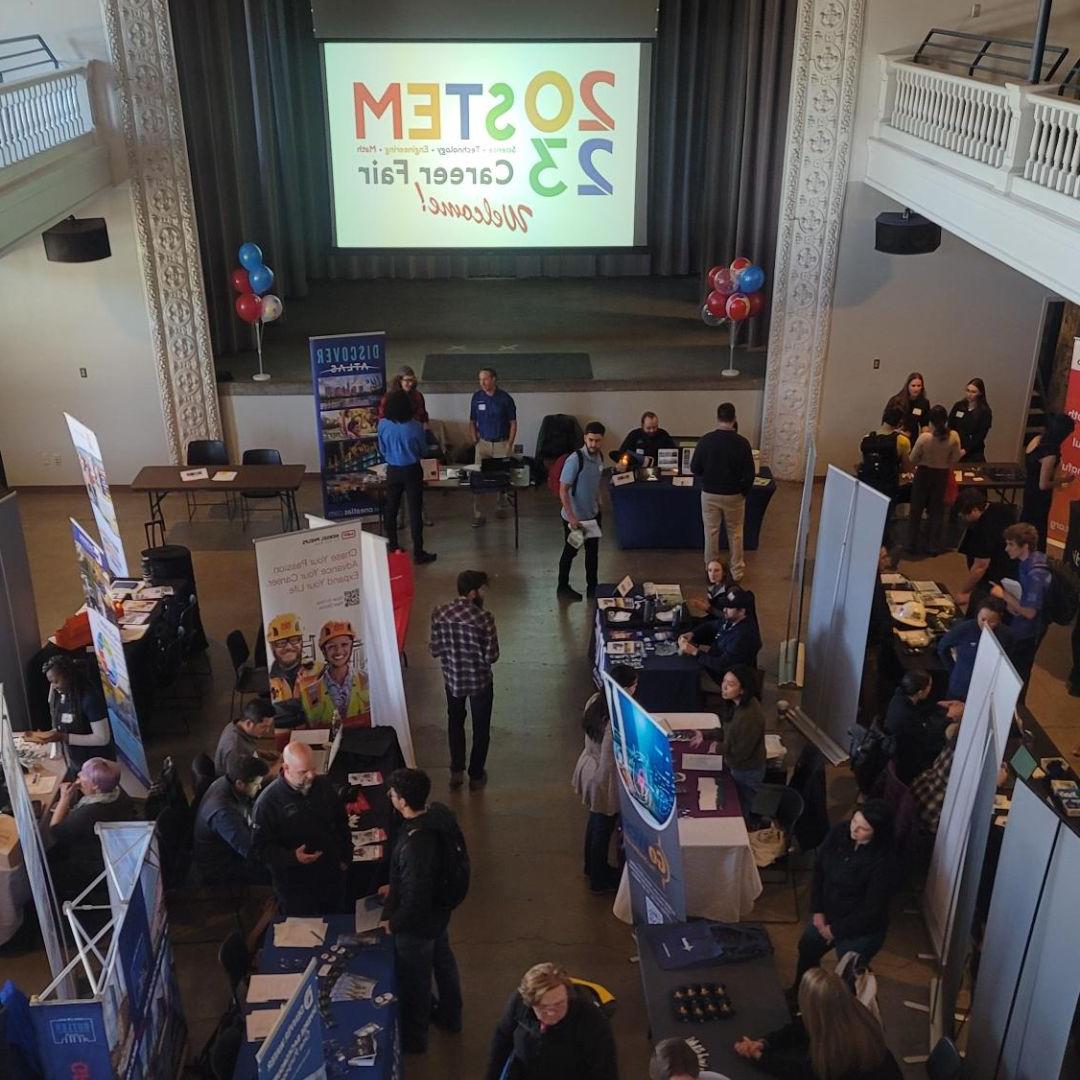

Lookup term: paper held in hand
[567,518,602,549]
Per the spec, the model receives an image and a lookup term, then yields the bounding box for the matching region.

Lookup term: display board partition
[778,438,815,687]
[0,491,40,732]
[798,466,889,760]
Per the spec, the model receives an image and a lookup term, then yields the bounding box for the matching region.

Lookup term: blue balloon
[737,265,765,293]
[238,242,263,271]
[249,264,274,296]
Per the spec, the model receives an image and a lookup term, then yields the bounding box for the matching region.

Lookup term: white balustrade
[889,62,1012,168]
[0,64,93,168]
[1023,93,1080,198]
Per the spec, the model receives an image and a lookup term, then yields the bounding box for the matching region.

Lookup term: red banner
[1048,338,1080,550]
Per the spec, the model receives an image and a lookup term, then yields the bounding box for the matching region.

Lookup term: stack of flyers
[353,844,385,862]
[1051,779,1080,817]
[352,827,388,847]
[349,771,383,786]
[348,1027,380,1067]
[330,972,378,1002]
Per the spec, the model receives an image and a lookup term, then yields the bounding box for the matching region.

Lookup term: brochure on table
[310,331,387,521]
[604,673,686,925]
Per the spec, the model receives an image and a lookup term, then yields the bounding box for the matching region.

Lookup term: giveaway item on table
[273,918,328,947]
[891,601,927,628]
[895,629,932,648]
[650,921,726,969]
[348,772,383,786]
[597,596,635,610]
[354,895,384,933]
[697,777,719,812]
[671,982,734,1023]
[330,972,378,1002]
[247,973,305,1003]
[353,844,385,862]
[606,640,644,658]
[681,753,725,772]
[352,828,387,847]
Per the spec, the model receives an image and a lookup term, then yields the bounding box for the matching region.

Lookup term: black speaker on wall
[875,210,941,255]
[42,216,111,262]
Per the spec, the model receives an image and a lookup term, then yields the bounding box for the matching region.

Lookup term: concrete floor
[3,478,1078,1077]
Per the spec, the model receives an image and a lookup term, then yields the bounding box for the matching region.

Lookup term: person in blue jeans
[791,800,895,995]
[557,421,606,600]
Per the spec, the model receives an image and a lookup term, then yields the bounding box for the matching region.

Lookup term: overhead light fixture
[42,216,112,262]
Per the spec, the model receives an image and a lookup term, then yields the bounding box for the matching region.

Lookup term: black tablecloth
[609,470,776,551]
[590,586,703,713]
[636,922,790,1079]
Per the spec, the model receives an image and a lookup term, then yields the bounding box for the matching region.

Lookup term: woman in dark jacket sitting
[735,968,902,1080]
[791,800,895,992]
[883,670,957,784]
[486,962,618,1080]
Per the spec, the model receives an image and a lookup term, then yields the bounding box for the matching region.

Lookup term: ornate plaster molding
[761,0,866,480]
[102,0,220,462]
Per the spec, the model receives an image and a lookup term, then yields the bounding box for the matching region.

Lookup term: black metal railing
[0,35,59,84]
[1057,56,1080,98]
[913,28,1067,83]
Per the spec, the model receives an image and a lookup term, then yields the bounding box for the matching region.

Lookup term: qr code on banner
[344,589,359,606]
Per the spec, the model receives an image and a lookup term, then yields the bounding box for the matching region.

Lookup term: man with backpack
[556,421,607,601]
[380,767,468,1055]
[992,522,1054,684]
[858,406,911,501]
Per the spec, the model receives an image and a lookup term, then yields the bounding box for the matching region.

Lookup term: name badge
[955,410,965,417]
[60,712,75,726]
[477,403,487,411]
[912,408,923,417]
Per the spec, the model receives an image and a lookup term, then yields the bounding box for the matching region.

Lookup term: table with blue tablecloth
[608,470,776,550]
[590,586,703,713]
[234,915,400,1079]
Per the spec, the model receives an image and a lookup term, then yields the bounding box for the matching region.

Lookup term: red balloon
[230,268,251,294]
[706,265,725,286]
[726,293,751,322]
[730,256,752,277]
[746,292,765,317]
[705,291,728,316]
[235,292,263,324]
[711,267,737,295]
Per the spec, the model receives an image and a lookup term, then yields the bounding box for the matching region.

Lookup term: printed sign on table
[71,519,150,793]
[257,959,327,1080]
[604,673,686,925]
[310,332,387,521]
[255,523,370,730]
[1048,338,1080,550]
[64,412,128,577]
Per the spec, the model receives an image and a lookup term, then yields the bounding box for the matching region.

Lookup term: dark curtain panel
[170,0,795,356]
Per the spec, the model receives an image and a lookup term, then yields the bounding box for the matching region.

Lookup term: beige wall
[0,182,168,485]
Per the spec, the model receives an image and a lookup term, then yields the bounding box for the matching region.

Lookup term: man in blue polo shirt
[557,421,606,601]
[469,367,517,527]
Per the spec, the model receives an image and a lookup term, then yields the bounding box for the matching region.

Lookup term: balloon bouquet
[231,242,283,382]
[701,257,766,378]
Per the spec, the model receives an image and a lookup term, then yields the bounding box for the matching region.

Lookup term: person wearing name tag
[469,367,517,527]
[948,377,992,462]
[557,422,607,601]
[884,372,930,443]
[27,655,115,776]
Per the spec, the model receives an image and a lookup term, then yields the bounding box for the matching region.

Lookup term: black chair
[219,930,252,1007]
[185,439,234,521]
[179,594,211,680]
[155,803,192,890]
[210,1025,243,1080]
[226,630,270,718]
[926,1036,963,1080]
[252,622,267,671]
[191,752,217,805]
[750,783,806,923]
[239,448,287,531]
[152,623,193,733]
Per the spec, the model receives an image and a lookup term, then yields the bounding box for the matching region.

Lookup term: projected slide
[322,42,648,249]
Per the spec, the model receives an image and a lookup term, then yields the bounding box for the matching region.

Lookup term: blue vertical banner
[257,959,327,1080]
[603,674,686,925]
[309,332,387,520]
[70,519,151,794]
[32,1002,114,1078]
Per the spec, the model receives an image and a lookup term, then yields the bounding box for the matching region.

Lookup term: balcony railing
[0,63,94,168]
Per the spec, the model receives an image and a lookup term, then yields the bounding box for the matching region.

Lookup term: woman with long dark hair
[948,377,992,461]
[906,405,961,555]
[714,664,767,818]
[1021,411,1077,549]
[377,389,437,564]
[884,372,930,443]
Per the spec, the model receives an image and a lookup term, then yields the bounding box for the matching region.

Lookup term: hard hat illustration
[267,613,302,642]
[318,619,356,650]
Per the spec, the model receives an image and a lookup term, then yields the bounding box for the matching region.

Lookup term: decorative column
[102,0,220,462]
[760,0,866,480]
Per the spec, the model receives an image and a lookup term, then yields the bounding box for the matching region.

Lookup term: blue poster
[257,959,327,1080]
[32,1002,114,1078]
[604,675,686,925]
[310,332,387,520]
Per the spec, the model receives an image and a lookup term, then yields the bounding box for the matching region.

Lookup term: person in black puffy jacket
[486,963,618,1080]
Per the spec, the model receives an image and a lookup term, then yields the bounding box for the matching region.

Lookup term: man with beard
[192,755,270,885]
[300,620,371,728]
[429,570,500,790]
[266,613,316,727]
[251,741,350,915]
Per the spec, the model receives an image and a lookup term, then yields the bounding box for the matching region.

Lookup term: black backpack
[857,431,900,498]
[1044,559,1080,626]
[849,723,895,795]
[428,807,471,910]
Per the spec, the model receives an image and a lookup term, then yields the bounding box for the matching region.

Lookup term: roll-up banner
[603,673,686,925]
[310,332,387,521]
[1048,337,1080,550]
[64,412,129,577]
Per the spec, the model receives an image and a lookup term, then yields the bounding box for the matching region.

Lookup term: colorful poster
[64,412,129,577]
[70,519,150,794]
[255,523,371,731]
[1048,338,1080,550]
[310,332,387,520]
[257,960,326,1080]
[603,674,686,925]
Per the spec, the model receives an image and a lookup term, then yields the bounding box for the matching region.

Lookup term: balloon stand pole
[253,322,271,382]
[721,323,740,378]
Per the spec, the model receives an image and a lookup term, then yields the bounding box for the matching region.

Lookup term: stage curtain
[170,0,794,355]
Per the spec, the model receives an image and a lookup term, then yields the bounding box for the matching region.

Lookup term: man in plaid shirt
[429,570,500,790]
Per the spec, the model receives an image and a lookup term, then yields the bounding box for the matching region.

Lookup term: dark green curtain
[170,0,795,355]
